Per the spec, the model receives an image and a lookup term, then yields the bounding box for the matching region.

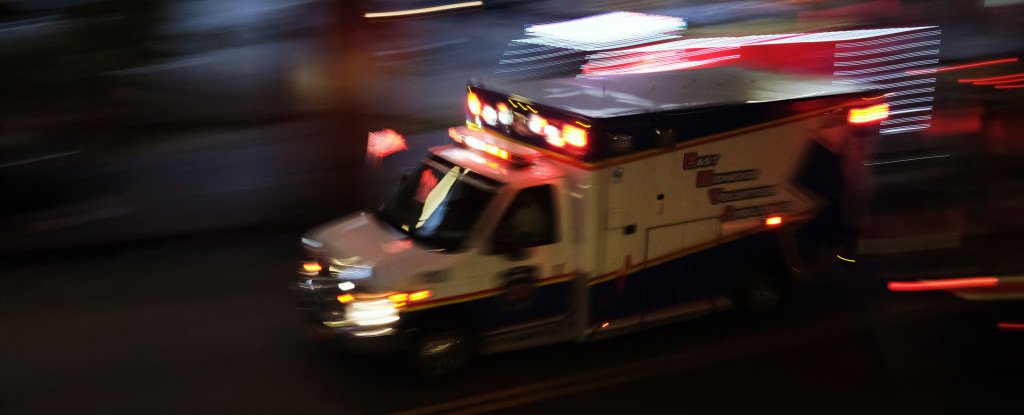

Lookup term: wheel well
[413,304,479,337]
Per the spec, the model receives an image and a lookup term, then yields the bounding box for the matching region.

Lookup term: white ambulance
[292,67,887,376]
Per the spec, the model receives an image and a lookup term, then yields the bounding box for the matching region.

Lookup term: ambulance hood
[308,212,461,292]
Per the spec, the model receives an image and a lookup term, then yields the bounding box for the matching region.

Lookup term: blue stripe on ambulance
[589,231,783,326]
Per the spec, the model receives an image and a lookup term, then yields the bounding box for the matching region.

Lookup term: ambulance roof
[474,67,866,119]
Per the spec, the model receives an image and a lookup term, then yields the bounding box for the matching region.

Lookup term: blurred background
[1,0,1022,414]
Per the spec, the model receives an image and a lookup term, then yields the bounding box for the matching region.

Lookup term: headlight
[346,299,400,326]
[329,256,373,279]
[335,289,433,328]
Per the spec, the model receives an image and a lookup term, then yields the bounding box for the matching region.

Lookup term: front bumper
[303,318,415,354]
[291,280,415,354]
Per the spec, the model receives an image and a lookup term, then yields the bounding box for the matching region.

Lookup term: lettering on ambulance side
[708,185,776,205]
[683,152,720,170]
[695,169,760,187]
[720,201,793,222]
[683,151,791,222]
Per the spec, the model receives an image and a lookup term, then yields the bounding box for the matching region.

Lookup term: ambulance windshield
[378,156,499,251]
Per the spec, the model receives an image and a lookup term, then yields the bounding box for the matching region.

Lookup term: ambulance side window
[493,185,557,250]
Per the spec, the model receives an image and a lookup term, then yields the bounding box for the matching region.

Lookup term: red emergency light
[467,91,482,116]
[528,114,548,135]
[561,124,588,147]
[449,127,511,161]
[463,135,509,160]
[469,90,590,151]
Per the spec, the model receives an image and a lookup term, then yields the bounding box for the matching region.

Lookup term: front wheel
[411,326,473,379]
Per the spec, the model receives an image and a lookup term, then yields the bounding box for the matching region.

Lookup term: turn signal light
[387,290,433,308]
[388,293,408,307]
[765,216,783,226]
[409,290,432,301]
[338,290,432,307]
[302,262,322,273]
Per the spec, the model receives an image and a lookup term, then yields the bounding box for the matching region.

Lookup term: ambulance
[292,66,888,376]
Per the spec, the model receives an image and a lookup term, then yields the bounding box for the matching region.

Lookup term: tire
[411,325,473,379]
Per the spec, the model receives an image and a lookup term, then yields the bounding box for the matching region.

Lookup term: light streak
[364,1,482,18]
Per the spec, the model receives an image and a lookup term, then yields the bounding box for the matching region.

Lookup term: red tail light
[561,124,588,147]
[467,91,482,116]
[848,103,889,124]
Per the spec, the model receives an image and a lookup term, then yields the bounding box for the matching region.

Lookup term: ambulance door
[589,165,646,329]
[485,183,574,331]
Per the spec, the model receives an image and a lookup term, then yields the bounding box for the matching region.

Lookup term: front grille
[298,278,339,291]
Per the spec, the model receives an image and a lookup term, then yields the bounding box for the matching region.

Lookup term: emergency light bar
[464,134,509,160]
[466,89,590,153]
[448,126,541,167]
